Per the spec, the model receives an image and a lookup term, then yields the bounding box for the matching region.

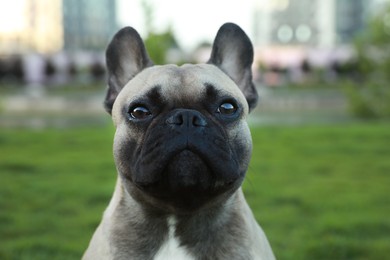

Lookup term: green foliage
[354,3,390,80]
[344,4,390,119]
[144,29,179,65]
[140,0,180,65]
[0,123,389,259]
[344,81,390,119]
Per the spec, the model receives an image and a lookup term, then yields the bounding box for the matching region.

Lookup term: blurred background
[0,0,389,125]
[0,0,390,259]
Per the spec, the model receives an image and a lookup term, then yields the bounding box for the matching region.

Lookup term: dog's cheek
[113,124,140,180]
[229,123,253,174]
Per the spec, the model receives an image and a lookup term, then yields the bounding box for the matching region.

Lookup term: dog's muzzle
[130,109,243,210]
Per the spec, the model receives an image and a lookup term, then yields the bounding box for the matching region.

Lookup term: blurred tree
[0,56,24,84]
[141,0,154,33]
[354,3,390,80]
[346,3,390,119]
[44,58,56,78]
[145,28,180,64]
[90,60,106,81]
[67,61,77,79]
[12,57,24,82]
[140,0,181,64]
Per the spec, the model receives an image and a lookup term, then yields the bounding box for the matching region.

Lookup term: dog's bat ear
[208,23,258,112]
[104,27,153,114]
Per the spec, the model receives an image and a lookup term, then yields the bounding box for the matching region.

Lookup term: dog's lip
[168,148,223,178]
[133,148,239,190]
[171,147,204,162]
[133,148,204,184]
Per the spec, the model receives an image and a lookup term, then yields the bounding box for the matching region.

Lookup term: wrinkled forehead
[115,64,248,109]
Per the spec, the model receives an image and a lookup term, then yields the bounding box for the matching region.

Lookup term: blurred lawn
[0,123,389,259]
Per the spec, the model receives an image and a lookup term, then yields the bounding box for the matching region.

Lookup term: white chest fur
[154,217,194,260]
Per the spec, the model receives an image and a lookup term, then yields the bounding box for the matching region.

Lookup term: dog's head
[105,23,258,213]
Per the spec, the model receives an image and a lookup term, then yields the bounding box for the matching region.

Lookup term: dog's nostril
[166,114,183,125]
[192,116,207,127]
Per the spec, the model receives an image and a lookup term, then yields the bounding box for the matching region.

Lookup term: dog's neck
[102,177,255,259]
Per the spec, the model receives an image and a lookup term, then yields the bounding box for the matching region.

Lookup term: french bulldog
[83,23,275,260]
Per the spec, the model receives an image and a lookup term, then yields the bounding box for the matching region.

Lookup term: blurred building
[62,0,118,51]
[0,0,63,54]
[0,0,118,55]
[253,0,371,47]
[335,0,368,44]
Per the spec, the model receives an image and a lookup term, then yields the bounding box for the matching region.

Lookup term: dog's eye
[129,106,152,120]
[217,102,237,115]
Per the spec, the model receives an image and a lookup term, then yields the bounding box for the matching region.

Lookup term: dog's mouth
[135,149,221,191]
[132,148,239,212]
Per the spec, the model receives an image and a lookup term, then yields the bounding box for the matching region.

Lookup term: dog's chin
[133,150,240,213]
[165,150,213,190]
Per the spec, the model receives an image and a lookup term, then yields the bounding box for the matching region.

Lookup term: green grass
[1,123,389,259]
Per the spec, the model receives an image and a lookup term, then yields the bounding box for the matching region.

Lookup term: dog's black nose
[166,109,207,127]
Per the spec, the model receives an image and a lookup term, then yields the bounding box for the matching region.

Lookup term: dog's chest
[154,217,194,260]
